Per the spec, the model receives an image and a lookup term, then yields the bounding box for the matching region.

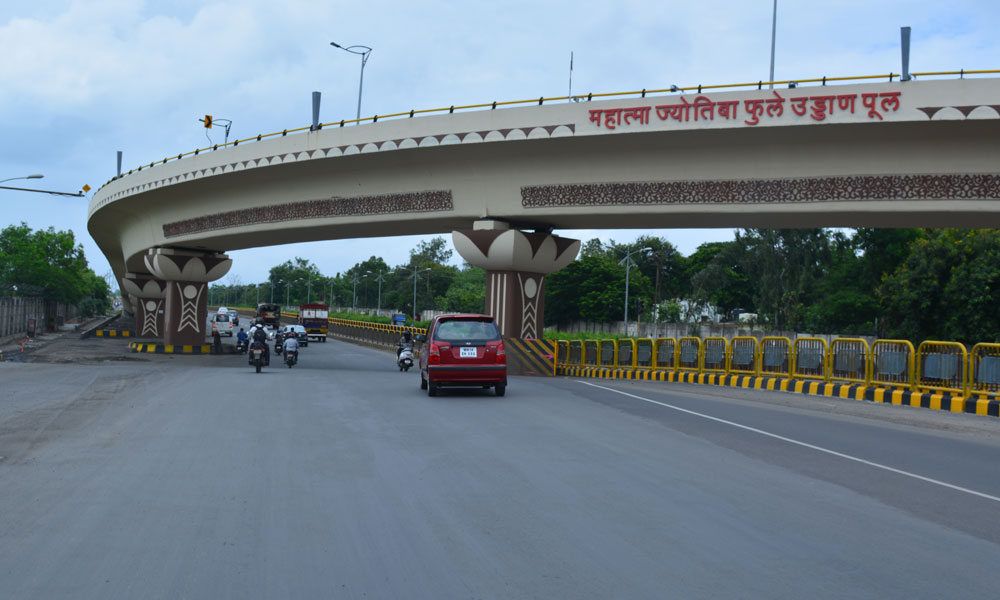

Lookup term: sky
[2,0,998,288]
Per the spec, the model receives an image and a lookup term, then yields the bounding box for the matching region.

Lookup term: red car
[417,314,507,397]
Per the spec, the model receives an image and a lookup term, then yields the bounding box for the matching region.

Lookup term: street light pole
[0,174,43,184]
[769,0,778,89]
[374,270,385,316]
[330,42,372,122]
[620,246,652,336]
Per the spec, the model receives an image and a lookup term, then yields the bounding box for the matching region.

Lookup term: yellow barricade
[917,341,968,396]
[969,343,1000,400]
[655,338,677,370]
[760,337,792,378]
[678,337,702,373]
[567,341,583,366]
[599,339,617,367]
[830,338,870,385]
[636,338,655,368]
[871,339,915,390]
[584,340,599,366]
[556,341,571,366]
[793,337,829,381]
[729,336,759,376]
[617,338,637,369]
[703,337,729,374]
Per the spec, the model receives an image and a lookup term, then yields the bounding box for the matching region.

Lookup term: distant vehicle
[281,324,310,347]
[211,312,234,337]
[417,313,506,397]
[257,303,281,327]
[228,309,239,325]
[298,303,329,342]
[391,313,407,326]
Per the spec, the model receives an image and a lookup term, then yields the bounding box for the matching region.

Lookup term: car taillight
[428,343,441,364]
[496,342,506,364]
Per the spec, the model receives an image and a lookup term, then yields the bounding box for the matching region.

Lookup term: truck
[298,303,329,342]
[256,302,282,327]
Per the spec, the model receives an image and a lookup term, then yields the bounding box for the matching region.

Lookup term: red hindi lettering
[837,94,857,113]
[861,93,882,120]
[622,106,652,125]
[765,91,785,117]
[603,108,623,129]
[589,110,604,126]
[693,96,715,121]
[743,98,765,125]
[656,97,692,122]
[809,96,835,121]
[790,96,809,116]
[880,92,901,114]
[716,100,739,120]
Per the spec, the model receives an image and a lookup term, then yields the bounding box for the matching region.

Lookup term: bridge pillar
[121,274,168,338]
[144,249,232,347]
[453,221,579,339]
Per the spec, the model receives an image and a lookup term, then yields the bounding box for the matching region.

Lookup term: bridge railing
[98,69,1000,193]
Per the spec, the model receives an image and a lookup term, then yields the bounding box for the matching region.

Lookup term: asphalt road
[1,333,999,599]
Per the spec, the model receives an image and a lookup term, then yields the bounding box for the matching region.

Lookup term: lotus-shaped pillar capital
[452,228,579,274]
[121,273,168,299]
[144,248,231,283]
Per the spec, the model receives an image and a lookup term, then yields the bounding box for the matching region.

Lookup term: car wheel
[420,374,428,390]
[428,383,438,397]
[495,384,506,397]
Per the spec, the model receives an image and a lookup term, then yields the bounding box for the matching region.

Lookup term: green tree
[545,254,652,326]
[439,265,486,313]
[880,229,1000,344]
[0,222,99,304]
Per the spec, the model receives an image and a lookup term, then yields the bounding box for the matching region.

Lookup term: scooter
[236,338,247,354]
[249,340,269,373]
[285,350,297,368]
[274,331,284,356]
[397,344,414,372]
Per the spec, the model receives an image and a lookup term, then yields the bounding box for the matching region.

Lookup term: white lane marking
[578,380,1000,504]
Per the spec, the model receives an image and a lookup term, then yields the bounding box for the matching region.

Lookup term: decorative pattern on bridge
[521,174,1000,207]
[163,190,454,237]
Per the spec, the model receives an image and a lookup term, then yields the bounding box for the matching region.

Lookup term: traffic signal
[204,115,213,128]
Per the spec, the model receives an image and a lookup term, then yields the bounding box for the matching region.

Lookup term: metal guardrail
[98,69,1000,192]
[830,338,870,386]
[969,343,1000,399]
[729,336,759,376]
[760,337,792,379]
[703,337,728,374]
[917,341,968,396]
[793,337,829,381]
[655,338,677,370]
[678,337,702,372]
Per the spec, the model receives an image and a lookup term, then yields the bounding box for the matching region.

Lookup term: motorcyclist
[236,328,248,352]
[250,321,270,363]
[283,332,299,364]
[397,330,413,358]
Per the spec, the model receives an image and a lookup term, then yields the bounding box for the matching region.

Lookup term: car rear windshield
[214,314,230,322]
[433,319,500,343]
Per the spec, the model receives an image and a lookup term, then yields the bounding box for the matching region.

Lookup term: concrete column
[453,221,579,339]
[121,274,167,338]
[144,249,232,346]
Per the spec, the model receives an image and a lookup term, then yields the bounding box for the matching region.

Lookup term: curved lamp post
[0,174,43,184]
[330,41,372,122]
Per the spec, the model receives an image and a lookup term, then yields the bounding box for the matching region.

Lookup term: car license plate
[460,347,477,358]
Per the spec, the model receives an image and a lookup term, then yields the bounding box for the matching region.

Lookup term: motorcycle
[249,340,269,373]
[397,344,414,372]
[285,350,297,368]
[274,330,284,356]
[236,338,247,354]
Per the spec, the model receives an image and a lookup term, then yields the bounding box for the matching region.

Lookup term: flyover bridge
[89,74,1000,345]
